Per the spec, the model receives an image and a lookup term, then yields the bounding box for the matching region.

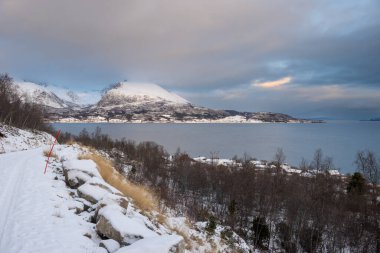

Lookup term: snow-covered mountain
[14,82,72,109]
[48,86,101,106]
[98,82,189,107]
[12,81,319,123]
[14,82,100,108]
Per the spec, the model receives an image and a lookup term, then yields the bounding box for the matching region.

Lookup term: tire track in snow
[0,150,38,250]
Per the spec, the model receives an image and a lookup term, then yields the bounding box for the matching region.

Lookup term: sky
[0,0,379,119]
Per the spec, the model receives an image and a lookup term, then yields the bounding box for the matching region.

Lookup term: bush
[251,216,270,248]
[206,216,217,234]
[347,172,366,195]
[299,227,321,253]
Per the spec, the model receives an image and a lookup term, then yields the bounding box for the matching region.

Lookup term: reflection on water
[53,121,380,173]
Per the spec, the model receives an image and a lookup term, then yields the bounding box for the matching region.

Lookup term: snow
[114,235,182,253]
[193,157,240,166]
[63,159,101,178]
[14,82,68,108]
[104,82,189,105]
[281,165,302,174]
[328,169,340,176]
[47,86,101,106]
[78,183,113,202]
[14,81,101,107]
[98,205,158,244]
[0,125,255,252]
[100,239,120,253]
[0,148,104,253]
[0,124,54,153]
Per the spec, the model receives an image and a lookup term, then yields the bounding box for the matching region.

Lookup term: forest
[60,127,380,253]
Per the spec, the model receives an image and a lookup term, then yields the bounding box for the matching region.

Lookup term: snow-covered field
[0,125,251,253]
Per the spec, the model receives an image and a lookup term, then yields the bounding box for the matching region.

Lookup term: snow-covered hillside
[0,126,250,252]
[14,82,100,108]
[14,82,72,108]
[0,124,54,153]
[48,86,101,106]
[98,82,189,107]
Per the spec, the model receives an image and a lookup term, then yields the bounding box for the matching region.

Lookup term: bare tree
[312,148,323,172]
[355,150,379,200]
[274,148,286,171]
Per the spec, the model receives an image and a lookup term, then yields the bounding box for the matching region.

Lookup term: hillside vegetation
[0,74,47,130]
[60,127,380,252]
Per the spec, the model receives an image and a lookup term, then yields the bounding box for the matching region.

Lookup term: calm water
[54,121,380,173]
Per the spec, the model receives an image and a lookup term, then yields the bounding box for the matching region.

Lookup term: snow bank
[0,124,54,153]
[63,159,101,178]
[114,235,183,253]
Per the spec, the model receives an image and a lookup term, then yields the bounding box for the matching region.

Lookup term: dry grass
[157,213,167,225]
[78,153,158,212]
[171,227,192,250]
[43,149,58,159]
[65,139,78,145]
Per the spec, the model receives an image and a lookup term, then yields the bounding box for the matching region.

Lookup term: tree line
[0,73,47,130]
[61,127,380,253]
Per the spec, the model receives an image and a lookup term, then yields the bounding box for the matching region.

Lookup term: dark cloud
[0,0,379,118]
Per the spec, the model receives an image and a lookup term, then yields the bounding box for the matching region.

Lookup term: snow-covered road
[0,146,102,253]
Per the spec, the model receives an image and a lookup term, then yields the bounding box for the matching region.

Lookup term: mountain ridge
[13,81,322,123]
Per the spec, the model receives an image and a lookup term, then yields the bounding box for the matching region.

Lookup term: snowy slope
[14,82,71,108]
[0,147,105,253]
[0,124,54,153]
[14,82,101,107]
[48,86,101,106]
[0,142,183,252]
[0,126,251,252]
[98,82,189,107]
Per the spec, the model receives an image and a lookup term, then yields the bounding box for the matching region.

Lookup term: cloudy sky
[0,0,379,119]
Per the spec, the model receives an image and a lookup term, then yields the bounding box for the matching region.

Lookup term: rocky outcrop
[60,154,185,252]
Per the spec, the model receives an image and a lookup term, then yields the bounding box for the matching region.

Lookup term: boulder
[77,183,113,204]
[96,205,157,245]
[112,235,185,253]
[99,239,120,253]
[64,169,92,189]
[62,159,101,177]
[94,197,129,222]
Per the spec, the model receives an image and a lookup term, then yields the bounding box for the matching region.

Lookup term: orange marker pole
[44,129,61,174]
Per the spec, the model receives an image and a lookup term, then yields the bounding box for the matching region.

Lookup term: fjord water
[54,121,380,173]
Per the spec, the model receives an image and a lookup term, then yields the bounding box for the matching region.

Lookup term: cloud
[293,84,380,103]
[253,76,292,88]
[0,0,379,118]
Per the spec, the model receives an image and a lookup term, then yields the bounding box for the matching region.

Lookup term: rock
[99,239,120,253]
[94,197,129,222]
[64,169,92,189]
[96,205,157,245]
[96,215,125,245]
[118,198,129,210]
[76,197,93,212]
[112,235,185,253]
[77,183,113,204]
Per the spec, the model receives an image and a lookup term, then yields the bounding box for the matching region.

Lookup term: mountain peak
[98,82,189,107]
[15,82,69,108]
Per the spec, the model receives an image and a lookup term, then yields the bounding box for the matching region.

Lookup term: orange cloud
[254,76,292,88]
